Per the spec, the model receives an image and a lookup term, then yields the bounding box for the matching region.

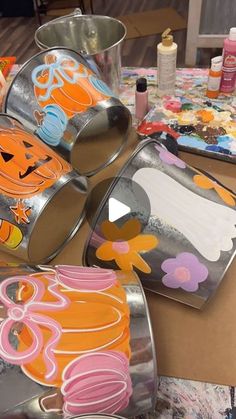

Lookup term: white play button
[85,176,150,240]
[108,197,131,222]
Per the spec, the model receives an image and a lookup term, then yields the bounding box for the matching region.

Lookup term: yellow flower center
[174,267,191,283]
[112,241,130,254]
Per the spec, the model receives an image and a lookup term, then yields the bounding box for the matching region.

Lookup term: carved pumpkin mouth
[19,155,52,179]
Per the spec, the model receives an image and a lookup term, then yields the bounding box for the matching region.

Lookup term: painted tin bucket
[4,48,131,176]
[84,138,236,309]
[35,9,126,94]
[0,114,88,263]
[0,264,157,417]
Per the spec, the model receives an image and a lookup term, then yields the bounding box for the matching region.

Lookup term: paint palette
[138,96,236,163]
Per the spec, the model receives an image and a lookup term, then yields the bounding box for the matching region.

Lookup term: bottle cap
[161,28,173,47]
[136,77,147,92]
[229,27,236,41]
[211,56,223,72]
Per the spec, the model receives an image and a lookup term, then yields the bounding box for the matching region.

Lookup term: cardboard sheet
[118,8,187,40]
[0,130,236,386]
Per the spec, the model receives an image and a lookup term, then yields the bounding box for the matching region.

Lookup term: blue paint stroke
[205,145,232,155]
[89,75,115,97]
[177,135,207,150]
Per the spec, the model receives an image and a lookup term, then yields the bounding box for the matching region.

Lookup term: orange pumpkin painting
[12,267,130,387]
[33,54,110,118]
[0,127,71,198]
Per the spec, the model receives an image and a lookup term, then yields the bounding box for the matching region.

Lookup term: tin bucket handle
[63,7,82,17]
[50,7,82,23]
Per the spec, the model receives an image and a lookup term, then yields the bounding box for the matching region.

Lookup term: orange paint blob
[196,110,214,123]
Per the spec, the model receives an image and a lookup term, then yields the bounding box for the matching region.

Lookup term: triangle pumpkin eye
[1,152,14,162]
[23,140,33,148]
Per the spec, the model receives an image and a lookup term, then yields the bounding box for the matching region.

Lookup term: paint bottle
[206,56,223,99]
[135,77,149,121]
[157,28,177,97]
[220,27,236,93]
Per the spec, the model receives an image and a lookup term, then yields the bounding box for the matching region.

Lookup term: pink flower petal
[155,144,186,169]
[161,252,208,292]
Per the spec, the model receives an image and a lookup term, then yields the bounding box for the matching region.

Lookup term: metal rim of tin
[82,137,159,265]
[28,178,87,264]
[132,270,158,412]
[72,105,131,177]
[0,113,88,263]
[3,47,131,177]
[34,14,127,55]
[70,415,126,419]
[0,112,24,126]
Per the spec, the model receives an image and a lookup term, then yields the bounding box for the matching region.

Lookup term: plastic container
[206,56,223,99]
[220,27,236,93]
[135,77,149,121]
[157,28,177,97]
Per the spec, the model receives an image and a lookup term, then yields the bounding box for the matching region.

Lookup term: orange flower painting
[96,219,158,273]
[193,174,236,207]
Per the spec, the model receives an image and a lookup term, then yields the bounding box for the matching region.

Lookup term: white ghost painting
[133,168,236,262]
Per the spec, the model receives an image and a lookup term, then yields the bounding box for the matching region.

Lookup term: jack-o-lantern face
[0,127,71,198]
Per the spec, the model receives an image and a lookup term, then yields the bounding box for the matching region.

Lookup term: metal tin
[84,138,236,309]
[35,10,126,94]
[0,114,88,263]
[4,48,131,176]
[0,264,157,417]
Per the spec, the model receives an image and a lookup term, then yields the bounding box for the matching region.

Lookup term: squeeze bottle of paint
[157,28,177,97]
[206,56,223,99]
[220,27,236,93]
[135,77,149,121]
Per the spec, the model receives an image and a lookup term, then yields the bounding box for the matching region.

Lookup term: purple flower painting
[155,144,186,169]
[161,252,208,292]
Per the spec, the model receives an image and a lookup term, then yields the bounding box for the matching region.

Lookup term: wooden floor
[0,0,218,67]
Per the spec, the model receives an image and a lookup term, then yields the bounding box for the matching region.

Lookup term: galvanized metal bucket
[35,9,127,94]
[0,114,88,263]
[84,138,236,309]
[4,48,131,176]
[0,264,157,417]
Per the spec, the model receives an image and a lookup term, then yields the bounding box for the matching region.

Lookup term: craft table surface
[1,66,236,418]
